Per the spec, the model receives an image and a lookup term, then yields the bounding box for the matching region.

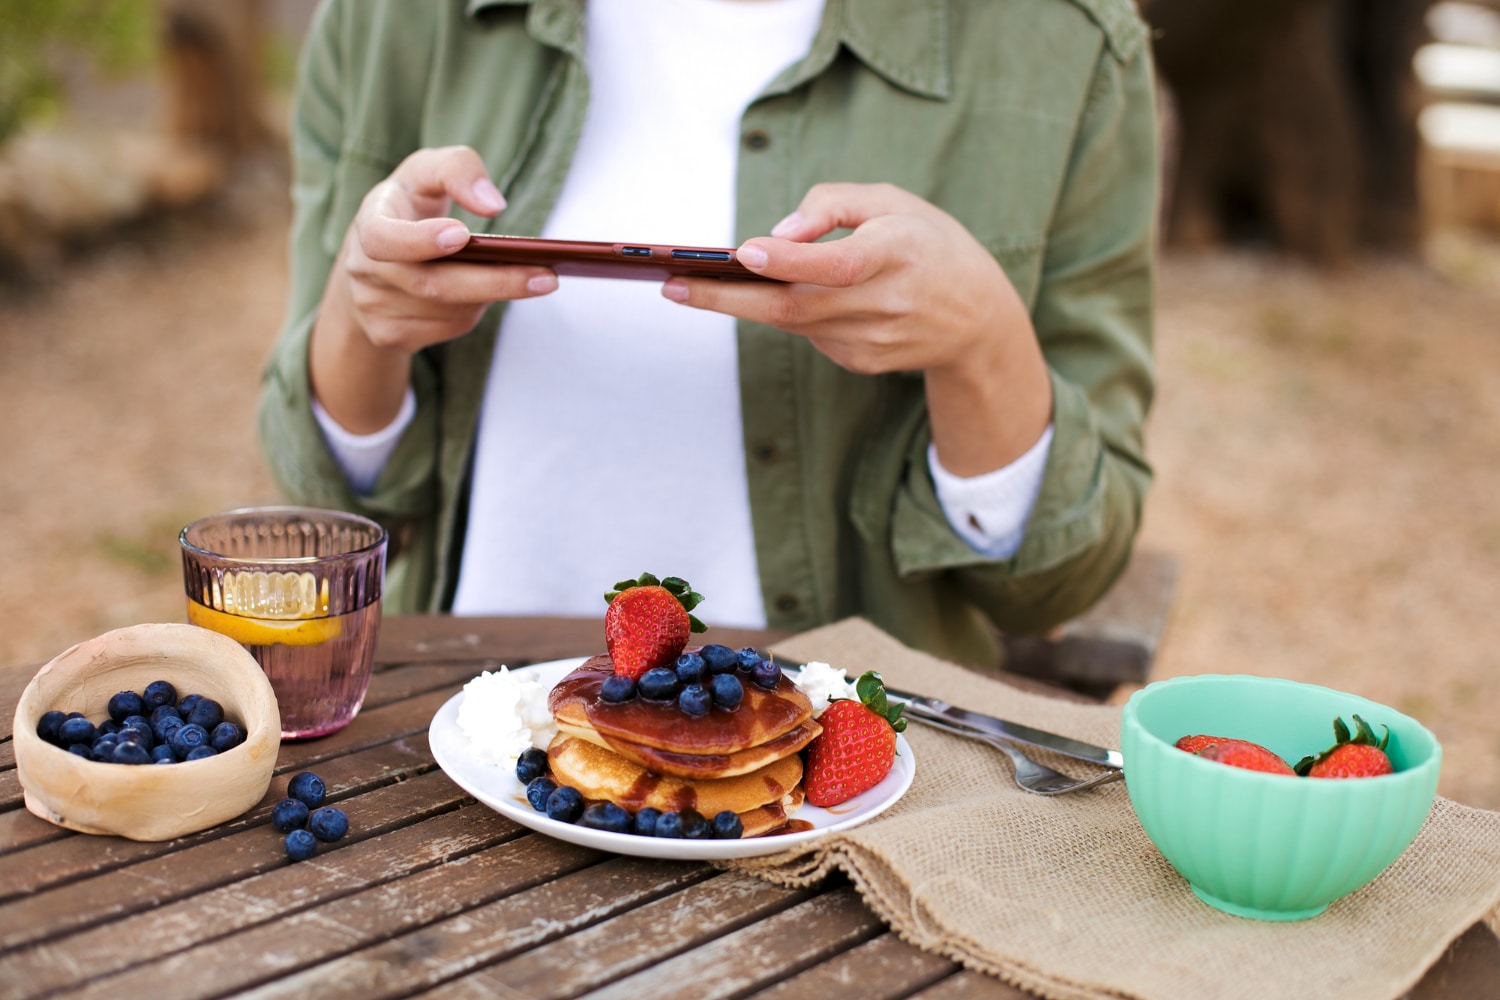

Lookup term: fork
[905,713,1124,795]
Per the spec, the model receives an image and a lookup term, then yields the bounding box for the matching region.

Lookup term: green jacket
[260,0,1157,668]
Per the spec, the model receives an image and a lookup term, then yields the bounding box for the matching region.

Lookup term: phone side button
[620,246,652,257]
[670,250,732,262]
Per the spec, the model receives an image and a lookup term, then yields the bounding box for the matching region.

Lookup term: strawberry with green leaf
[803,671,907,807]
[1295,714,1394,778]
[603,572,706,680]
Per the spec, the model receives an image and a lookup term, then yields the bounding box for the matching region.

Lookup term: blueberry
[654,811,684,838]
[176,693,202,718]
[679,809,711,839]
[674,651,706,685]
[637,667,679,701]
[526,776,558,812]
[124,713,152,730]
[91,734,120,753]
[89,743,117,762]
[600,675,637,703]
[272,797,310,832]
[112,741,153,765]
[67,743,92,758]
[735,647,763,671]
[151,744,177,764]
[515,747,549,785]
[308,807,350,842]
[633,807,662,837]
[678,684,711,717]
[170,723,209,760]
[700,644,737,674]
[186,698,224,731]
[120,722,154,749]
[153,715,184,744]
[143,680,177,709]
[752,660,783,690]
[709,673,744,710]
[97,719,122,736]
[711,810,744,839]
[545,786,585,823]
[151,704,182,725]
[107,690,145,723]
[578,802,633,834]
[284,828,318,861]
[58,716,97,746]
[185,745,218,761]
[287,771,327,808]
[210,721,246,753]
[36,710,67,745]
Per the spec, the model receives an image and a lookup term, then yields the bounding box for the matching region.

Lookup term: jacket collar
[464,0,951,101]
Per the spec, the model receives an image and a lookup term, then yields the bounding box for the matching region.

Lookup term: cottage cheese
[456,666,557,767]
[791,660,858,716]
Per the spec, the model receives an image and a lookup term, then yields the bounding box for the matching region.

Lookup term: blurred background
[1,0,1497,806]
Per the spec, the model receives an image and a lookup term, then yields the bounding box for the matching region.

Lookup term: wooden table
[2,615,1496,999]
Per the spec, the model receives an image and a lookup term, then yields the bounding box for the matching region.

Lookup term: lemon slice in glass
[187,570,343,647]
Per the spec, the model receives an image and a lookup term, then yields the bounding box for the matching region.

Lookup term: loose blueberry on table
[274,771,353,860]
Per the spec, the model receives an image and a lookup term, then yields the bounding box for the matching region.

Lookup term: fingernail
[662,280,689,303]
[770,212,803,238]
[737,243,769,268]
[436,225,469,251]
[471,177,505,214]
[527,273,558,294]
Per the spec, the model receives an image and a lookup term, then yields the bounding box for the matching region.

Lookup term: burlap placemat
[731,618,1500,1000]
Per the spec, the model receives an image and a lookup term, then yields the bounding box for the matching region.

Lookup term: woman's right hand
[310,146,557,433]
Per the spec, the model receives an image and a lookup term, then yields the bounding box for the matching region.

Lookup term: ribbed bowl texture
[1121,674,1441,921]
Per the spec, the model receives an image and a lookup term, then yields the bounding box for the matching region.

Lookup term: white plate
[429,656,916,861]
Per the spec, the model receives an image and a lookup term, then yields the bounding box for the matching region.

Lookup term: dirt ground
[2,160,1498,810]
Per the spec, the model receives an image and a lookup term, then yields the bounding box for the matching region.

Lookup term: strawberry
[1175,734,1277,756]
[1194,741,1296,775]
[802,671,907,807]
[603,573,706,680]
[1295,714,1394,778]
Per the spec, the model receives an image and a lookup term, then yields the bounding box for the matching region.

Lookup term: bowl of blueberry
[12,622,281,841]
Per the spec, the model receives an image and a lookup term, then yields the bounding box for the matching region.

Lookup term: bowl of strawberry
[1120,674,1441,922]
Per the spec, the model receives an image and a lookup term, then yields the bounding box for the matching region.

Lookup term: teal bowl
[1121,675,1441,921]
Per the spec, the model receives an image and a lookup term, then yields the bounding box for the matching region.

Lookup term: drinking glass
[179,506,387,739]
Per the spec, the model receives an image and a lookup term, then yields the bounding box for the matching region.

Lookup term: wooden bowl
[12,623,281,841]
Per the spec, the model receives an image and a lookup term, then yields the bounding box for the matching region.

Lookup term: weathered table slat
[1,615,1494,1000]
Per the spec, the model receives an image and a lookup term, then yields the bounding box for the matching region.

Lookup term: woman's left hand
[662,182,1052,476]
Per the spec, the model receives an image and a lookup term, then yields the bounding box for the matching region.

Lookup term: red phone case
[446,235,775,281]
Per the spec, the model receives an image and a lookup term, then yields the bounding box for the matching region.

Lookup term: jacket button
[753,442,778,462]
[743,129,771,151]
[774,594,800,613]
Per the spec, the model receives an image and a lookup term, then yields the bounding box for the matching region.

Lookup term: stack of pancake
[546,651,820,836]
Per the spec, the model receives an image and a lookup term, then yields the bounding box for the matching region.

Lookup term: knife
[883,687,1125,771]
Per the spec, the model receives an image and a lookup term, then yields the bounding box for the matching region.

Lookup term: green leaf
[887,703,907,732]
[611,578,638,594]
[661,576,689,594]
[637,571,660,587]
[687,614,707,633]
[679,590,704,612]
[854,670,884,704]
[1332,716,1351,745]
[1293,754,1316,777]
[604,590,620,604]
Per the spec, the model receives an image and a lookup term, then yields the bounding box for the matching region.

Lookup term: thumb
[768,182,921,242]
[390,145,506,219]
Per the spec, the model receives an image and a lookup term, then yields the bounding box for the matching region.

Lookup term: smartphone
[446,234,777,282]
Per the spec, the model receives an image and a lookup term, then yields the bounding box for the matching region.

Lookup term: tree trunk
[1147,0,1432,263]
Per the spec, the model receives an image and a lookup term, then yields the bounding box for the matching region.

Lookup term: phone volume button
[620,246,652,258]
[670,250,732,262]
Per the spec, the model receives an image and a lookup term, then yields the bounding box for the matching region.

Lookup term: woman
[260,0,1157,667]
